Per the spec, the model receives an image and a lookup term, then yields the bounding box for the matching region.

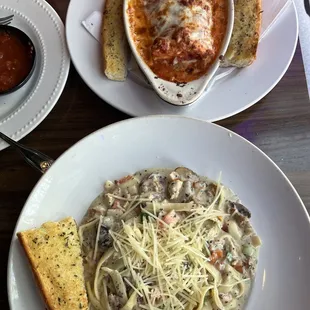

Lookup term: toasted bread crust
[17,217,88,310]
[220,0,262,67]
[102,0,128,81]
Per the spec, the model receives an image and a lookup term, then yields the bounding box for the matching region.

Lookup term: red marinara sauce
[128,0,228,83]
[0,27,35,93]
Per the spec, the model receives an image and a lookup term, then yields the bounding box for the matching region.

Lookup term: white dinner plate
[8,116,310,309]
[66,0,298,121]
[0,0,70,151]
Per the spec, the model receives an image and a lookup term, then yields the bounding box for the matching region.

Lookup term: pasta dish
[79,167,261,310]
[127,0,229,83]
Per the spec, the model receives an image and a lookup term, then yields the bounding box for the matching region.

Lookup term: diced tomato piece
[162,210,180,226]
[112,200,121,209]
[209,249,224,264]
[222,223,228,232]
[117,175,133,184]
[233,262,244,274]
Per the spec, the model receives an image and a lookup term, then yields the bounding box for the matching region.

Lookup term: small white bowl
[124,1,234,106]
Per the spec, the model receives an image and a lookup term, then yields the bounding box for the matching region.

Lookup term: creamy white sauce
[80,168,261,310]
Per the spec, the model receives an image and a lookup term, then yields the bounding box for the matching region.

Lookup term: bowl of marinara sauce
[0,25,36,95]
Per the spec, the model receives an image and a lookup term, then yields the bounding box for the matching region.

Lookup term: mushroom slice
[174,167,200,182]
[227,201,251,218]
[168,179,183,199]
[139,172,167,201]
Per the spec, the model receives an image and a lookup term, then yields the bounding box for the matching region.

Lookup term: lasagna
[127,0,229,83]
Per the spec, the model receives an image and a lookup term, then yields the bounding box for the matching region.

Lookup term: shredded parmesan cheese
[80,168,261,310]
[108,203,227,309]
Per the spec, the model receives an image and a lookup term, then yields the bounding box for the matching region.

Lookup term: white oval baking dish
[124,0,234,106]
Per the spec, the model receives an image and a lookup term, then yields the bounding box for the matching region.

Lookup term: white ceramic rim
[7,114,310,309]
[0,0,70,151]
[65,0,298,122]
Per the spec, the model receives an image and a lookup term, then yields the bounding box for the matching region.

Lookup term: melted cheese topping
[145,1,213,50]
[128,0,228,83]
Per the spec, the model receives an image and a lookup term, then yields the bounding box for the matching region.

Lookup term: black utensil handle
[0,132,54,174]
[305,0,310,17]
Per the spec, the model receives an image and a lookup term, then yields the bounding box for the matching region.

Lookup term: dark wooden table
[1,1,310,308]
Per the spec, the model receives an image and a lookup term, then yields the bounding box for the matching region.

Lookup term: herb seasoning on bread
[17,217,89,310]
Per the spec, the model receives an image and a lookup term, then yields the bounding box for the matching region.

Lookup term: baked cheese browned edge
[220,0,262,67]
[102,0,128,81]
[17,217,89,310]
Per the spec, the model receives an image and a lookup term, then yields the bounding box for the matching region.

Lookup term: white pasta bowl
[123,0,234,106]
[8,116,310,310]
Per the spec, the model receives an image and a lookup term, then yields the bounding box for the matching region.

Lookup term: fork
[0,14,14,26]
[0,132,54,174]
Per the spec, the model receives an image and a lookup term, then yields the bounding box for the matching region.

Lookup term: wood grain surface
[1,0,310,308]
